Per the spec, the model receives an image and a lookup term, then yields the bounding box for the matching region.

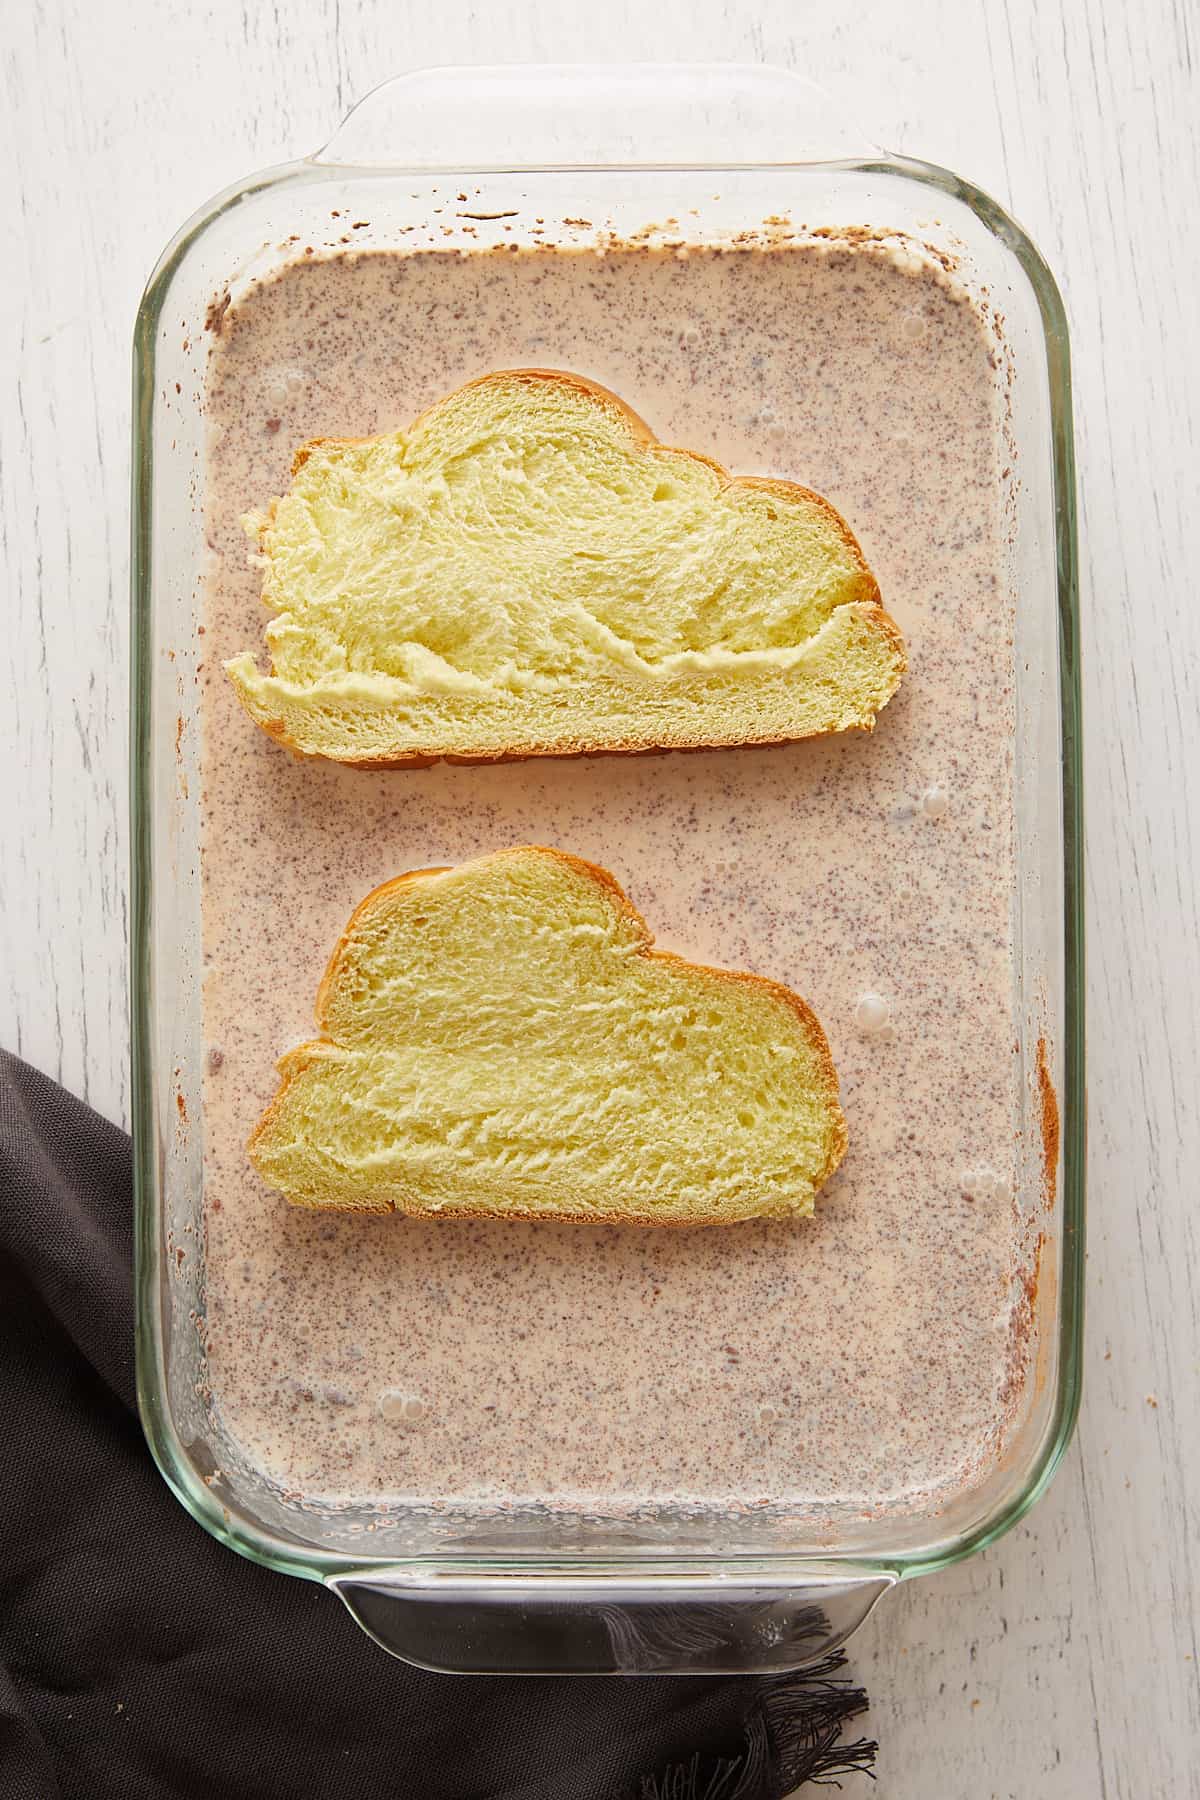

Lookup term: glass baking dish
[131,63,1083,1673]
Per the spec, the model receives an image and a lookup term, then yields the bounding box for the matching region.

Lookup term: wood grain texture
[5,0,1198,1792]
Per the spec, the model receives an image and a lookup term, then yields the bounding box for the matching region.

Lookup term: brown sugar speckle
[1036,1036,1060,1208]
[205,290,232,333]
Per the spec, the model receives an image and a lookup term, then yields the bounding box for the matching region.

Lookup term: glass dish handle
[328,1567,894,1674]
[314,62,877,170]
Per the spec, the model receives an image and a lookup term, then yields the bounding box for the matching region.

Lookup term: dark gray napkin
[0,1049,874,1799]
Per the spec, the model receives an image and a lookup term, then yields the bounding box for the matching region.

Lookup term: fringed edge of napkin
[614,1653,875,1798]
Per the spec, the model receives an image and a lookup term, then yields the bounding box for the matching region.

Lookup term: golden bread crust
[249,846,846,1223]
[239,369,905,766]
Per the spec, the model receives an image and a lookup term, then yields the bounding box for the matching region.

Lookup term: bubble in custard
[266,368,307,408]
[377,1389,427,1426]
[960,1167,1008,1203]
[854,992,892,1037]
[920,784,949,819]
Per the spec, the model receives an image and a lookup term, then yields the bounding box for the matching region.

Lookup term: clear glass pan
[131,63,1083,1673]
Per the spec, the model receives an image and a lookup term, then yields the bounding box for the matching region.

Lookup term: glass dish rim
[130,144,1084,1592]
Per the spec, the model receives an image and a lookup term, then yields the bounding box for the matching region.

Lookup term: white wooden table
[5,2,1198,1793]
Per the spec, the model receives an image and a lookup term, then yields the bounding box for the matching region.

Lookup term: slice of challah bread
[226,370,905,766]
[249,847,847,1224]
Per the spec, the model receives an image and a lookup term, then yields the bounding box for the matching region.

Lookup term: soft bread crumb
[225,369,905,766]
[249,847,847,1224]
